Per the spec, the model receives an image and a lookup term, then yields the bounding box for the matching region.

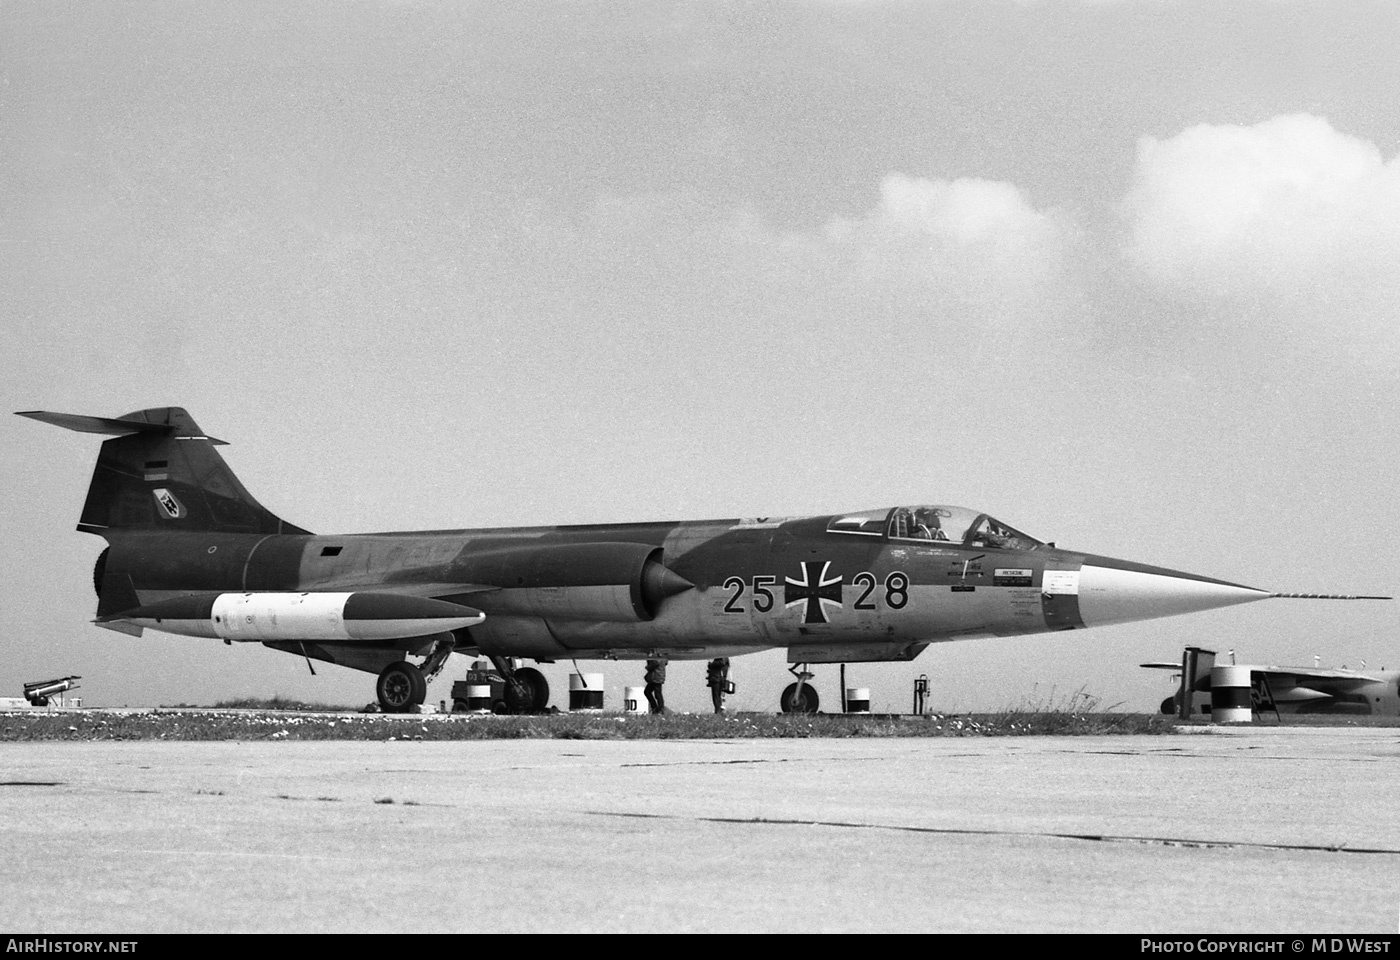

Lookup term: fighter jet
[18,407,1390,713]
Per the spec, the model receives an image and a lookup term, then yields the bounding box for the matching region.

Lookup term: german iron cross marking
[784,561,842,624]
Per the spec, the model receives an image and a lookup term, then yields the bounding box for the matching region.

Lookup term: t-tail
[16,407,309,537]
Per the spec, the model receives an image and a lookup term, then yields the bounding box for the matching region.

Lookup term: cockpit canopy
[826,505,1044,550]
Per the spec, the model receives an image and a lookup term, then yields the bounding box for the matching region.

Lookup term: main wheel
[503,667,551,714]
[377,661,427,712]
[780,682,819,714]
[518,667,550,711]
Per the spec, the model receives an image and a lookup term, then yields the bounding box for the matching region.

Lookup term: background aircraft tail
[1183,646,1216,691]
[1174,646,1215,717]
[17,407,309,537]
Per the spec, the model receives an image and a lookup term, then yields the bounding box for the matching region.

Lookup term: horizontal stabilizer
[16,410,227,444]
[19,411,171,436]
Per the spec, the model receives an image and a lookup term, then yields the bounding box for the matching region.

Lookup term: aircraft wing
[1244,665,1389,710]
[1141,658,1384,685]
[322,581,501,601]
[1249,665,1386,684]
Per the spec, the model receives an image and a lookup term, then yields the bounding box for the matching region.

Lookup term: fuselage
[99,504,1273,663]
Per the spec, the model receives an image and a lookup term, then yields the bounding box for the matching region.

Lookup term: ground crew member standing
[644,658,667,714]
[706,657,731,714]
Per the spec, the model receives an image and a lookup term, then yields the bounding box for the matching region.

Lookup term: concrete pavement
[2,726,1398,932]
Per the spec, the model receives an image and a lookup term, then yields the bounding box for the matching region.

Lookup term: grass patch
[0,708,1177,740]
[208,696,361,713]
[20,690,1397,741]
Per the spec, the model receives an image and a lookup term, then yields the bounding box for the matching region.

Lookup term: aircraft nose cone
[1076,556,1272,628]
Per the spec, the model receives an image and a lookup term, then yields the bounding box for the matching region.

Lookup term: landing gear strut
[377,660,427,712]
[780,663,820,714]
[418,633,456,685]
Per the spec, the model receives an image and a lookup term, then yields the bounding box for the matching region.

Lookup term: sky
[2,0,1397,715]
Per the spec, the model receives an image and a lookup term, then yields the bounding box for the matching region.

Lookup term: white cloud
[821,173,1082,329]
[828,173,1063,259]
[867,174,1058,248]
[564,174,1083,341]
[1123,114,1400,296]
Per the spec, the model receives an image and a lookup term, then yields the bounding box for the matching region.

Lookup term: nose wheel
[780,665,820,714]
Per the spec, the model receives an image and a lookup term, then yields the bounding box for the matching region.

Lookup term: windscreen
[828,505,1043,549]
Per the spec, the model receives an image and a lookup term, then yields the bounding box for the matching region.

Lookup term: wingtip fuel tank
[109,591,485,643]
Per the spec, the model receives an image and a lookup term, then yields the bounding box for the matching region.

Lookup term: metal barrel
[845,687,871,714]
[623,686,646,715]
[569,673,604,712]
[464,684,493,713]
[1210,665,1253,723]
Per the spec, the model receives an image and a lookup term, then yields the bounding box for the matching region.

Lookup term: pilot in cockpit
[912,507,949,541]
[973,518,1016,549]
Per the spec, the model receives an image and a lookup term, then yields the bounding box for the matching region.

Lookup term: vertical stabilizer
[1179,646,1216,720]
[16,407,309,536]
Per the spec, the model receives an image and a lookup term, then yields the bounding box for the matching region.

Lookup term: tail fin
[1179,646,1216,719]
[17,407,310,536]
[1184,646,1216,692]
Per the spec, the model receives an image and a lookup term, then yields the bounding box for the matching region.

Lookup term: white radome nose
[1077,561,1272,629]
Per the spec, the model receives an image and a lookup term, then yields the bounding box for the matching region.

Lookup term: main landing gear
[377,660,427,712]
[780,663,820,714]
[375,634,456,713]
[491,656,551,714]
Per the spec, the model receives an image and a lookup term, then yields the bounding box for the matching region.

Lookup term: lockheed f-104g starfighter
[19,407,1388,713]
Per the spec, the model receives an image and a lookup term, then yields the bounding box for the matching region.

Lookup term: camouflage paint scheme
[21,407,1293,711]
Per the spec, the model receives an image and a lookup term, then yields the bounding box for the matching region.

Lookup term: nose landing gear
[780,663,820,714]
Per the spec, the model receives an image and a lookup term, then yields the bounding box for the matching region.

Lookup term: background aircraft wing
[1248,665,1387,707]
[1251,665,1386,685]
